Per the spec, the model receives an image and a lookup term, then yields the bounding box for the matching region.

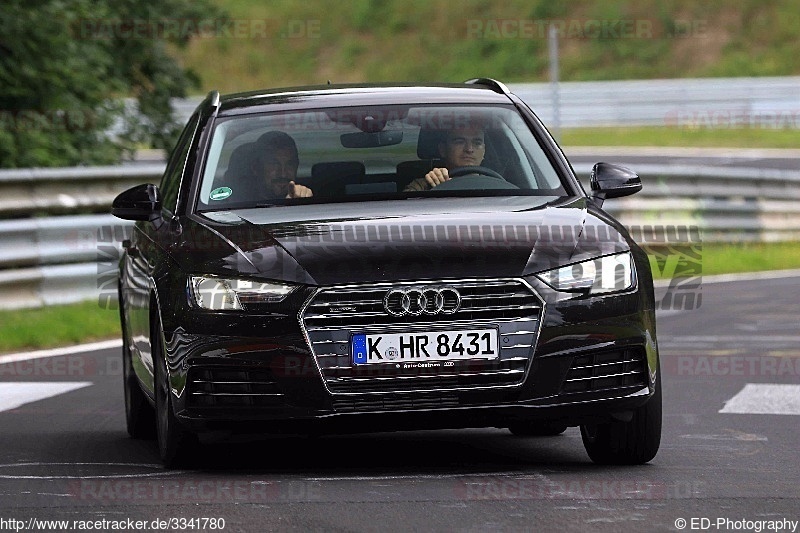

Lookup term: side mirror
[112,184,162,221]
[589,162,641,207]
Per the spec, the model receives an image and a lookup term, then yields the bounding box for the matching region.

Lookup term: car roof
[217,83,516,115]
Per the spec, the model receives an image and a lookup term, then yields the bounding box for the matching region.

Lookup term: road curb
[0,339,122,364]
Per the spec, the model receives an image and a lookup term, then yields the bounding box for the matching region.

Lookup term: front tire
[580,367,662,465]
[152,312,198,468]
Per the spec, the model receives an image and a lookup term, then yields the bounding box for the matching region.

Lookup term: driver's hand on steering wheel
[424,167,450,189]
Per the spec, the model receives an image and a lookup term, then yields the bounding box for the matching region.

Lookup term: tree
[0,0,224,168]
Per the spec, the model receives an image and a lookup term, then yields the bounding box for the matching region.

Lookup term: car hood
[187,197,629,285]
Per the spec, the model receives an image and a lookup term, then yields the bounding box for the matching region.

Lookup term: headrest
[417,129,445,160]
[224,142,260,179]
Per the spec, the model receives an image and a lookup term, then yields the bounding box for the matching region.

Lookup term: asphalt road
[1,276,799,532]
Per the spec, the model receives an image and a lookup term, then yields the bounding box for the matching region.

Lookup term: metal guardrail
[0,263,103,309]
[0,165,153,308]
[572,163,800,242]
[0,214,125,269]
[1,162,799,309]
[509,76,800,128]
[0,164,165,216]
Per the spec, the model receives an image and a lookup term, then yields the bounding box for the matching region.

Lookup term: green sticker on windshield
[209,186,233,201]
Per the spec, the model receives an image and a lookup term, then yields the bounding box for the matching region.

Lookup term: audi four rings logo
[383,287,461,316]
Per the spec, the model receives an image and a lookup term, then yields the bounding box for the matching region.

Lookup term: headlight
[189,276,296,310]
[535,252,634,294]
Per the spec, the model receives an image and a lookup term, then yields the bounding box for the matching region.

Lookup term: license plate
[351,329,498,365]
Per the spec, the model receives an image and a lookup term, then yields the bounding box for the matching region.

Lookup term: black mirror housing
[112,184,162,221]
[590,162,642,202]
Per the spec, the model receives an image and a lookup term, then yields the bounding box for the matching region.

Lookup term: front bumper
[160,277,659,433]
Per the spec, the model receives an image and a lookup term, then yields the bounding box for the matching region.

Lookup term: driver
[252,131,313,199]
[404,125,486,191]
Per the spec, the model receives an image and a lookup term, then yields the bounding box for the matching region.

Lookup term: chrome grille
[333,393,460,413]
[186,367,286,408]
[560,348,648,398]
[301,279,542,395]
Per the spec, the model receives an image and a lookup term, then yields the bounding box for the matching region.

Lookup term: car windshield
[196,104,566,211]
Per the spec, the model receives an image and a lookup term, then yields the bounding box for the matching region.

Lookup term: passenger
[252,131,313,199]
[404,125,486,191]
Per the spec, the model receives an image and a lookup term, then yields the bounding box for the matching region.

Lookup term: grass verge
[561,127,800,149]
[686,242,800,277]
[0,300,120,355]
[648,242,800,280]
[1,242,800,354]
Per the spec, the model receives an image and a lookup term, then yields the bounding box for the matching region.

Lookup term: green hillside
[175,0,800,94]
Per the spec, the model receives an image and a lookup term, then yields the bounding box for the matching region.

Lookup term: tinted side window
[160,113,201,215]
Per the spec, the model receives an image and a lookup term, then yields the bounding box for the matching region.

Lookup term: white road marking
[0,382,93,413]
[720,384,800,415]
[0,462,168,479]
[302,471,541,482]
[0,339,121,364]
[679,433,767,441]
[663,335,800,344]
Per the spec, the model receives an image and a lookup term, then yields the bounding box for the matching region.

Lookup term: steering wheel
[433,166,519,191]
[448,166,504,180]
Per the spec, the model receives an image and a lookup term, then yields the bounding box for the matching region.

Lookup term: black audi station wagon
[112,79,660,467]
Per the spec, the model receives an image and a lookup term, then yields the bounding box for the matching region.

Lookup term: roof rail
[464,78,510,95]
[208,90,220,109]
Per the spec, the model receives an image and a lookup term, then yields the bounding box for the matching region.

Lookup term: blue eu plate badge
[352,334,367,365]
